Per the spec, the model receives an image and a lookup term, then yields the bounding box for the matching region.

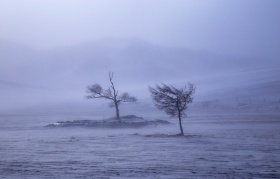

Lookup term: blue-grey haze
[0,0,279,114]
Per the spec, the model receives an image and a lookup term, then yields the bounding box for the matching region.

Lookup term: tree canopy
[149,83,195,135]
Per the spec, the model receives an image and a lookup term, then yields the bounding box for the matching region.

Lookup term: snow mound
[144,134,201,138]
[130,133,202,138]
[45,115,171,128]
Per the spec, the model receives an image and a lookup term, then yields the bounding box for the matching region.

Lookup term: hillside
[0,38,279,114]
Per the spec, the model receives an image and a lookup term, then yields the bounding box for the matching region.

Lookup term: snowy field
[0,113,279,178]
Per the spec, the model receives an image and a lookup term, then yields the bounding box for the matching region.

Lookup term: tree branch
[119,92,138,103]
[86,84,114,100]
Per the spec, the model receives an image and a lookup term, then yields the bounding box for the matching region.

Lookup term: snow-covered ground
[0,113,279,178]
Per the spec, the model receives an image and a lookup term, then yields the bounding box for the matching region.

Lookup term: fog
[0,0,280,114]
[1,2,280,178]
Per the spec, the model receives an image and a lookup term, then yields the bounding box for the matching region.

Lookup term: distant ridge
[0,38,279,113]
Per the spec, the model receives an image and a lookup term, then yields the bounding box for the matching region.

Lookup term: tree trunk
[178,111,184,135]
[109,72,120,120]
[114,100,120,120]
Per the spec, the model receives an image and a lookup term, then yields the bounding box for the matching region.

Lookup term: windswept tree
[86,72,137,120]
[149,83,195,135]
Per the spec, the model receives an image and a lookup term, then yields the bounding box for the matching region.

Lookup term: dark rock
[45,115,171,128]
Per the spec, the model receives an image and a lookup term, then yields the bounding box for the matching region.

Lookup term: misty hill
[1,38,278,89]
[0,38,279,114]
[34,38,277,84]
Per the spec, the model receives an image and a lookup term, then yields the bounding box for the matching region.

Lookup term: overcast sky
[1,0,280,59]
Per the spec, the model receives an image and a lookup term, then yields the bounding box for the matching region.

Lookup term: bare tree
[149,83,195,135]
[86,72,137,119]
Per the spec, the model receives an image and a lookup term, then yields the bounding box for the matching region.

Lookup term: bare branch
[119,92,138,103]
[149,83,195,135]
[103,88,114,99]
[85,83,114,100]
[149,83,195,118]
[86,72,138,119]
